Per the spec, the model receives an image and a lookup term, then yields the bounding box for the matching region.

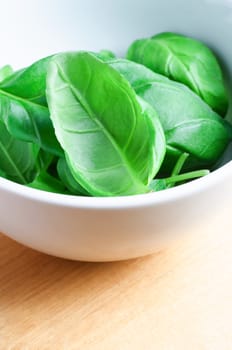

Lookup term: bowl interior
[0,0,232,168]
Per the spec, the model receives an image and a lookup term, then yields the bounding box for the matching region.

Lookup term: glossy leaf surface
[0,56,51,105]
[0,90,62,157]
[57,157,90,196]
[0,65,13,83]
[0,120,39,184]
[136,80,231,166]
[110,58,232,169]
[127,32,228,116]
[28,170,66,193]
[47,52,165,196]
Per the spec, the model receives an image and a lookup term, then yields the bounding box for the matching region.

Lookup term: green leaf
[110,58,232,170]
[0,89,63,157]
[0,120,39,184]
[0,65,13,83]
[136,79,232,166]
[0,56,51,106]
[149,179,167,191]
[127,32,228,116]
[47,52,166,196]
[0,57,62,158]
[109,58,169,87]
[36,149,54,172]
[27,170,67,193]
[57,157,90,196]
[97,50,116,60]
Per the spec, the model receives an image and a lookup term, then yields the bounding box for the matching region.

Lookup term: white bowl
[0,0,232,261]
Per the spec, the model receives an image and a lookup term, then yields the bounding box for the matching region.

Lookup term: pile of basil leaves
[0,32,231,197]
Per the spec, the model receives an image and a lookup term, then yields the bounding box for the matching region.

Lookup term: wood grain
[0,219,232,350]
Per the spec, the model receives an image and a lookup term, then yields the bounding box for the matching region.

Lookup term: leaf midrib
[150,38,203,98]
[0,88,49,145]
[0,131,28,184]
[56,61,147,189]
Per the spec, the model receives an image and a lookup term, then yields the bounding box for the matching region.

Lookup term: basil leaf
[136,80,231,166]
[127,32,228,116]
[0,120,39,184]
[36,150,54,172]
[97,50,116,60]
[0,90,63,157]
[47,52,165,196]
[149,179,167,191]
[28,170,67,194]
[110,58,232,170]
[0,65,13,83]
[0,56,51,106]
[109,58,169,88]
[57,157,90,196]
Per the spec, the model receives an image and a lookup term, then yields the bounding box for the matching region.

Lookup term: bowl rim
[0,161,231,210]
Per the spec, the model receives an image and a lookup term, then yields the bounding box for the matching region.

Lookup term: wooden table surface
[0,219,232,350]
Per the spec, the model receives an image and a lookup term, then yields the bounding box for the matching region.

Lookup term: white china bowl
[0,0,231,261]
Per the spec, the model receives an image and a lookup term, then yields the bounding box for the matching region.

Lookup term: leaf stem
[165,169,210,185]
[171,152,189,176]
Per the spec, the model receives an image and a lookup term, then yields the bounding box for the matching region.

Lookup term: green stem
[167,152,189,188]
[171,152,189,176]
[165,169,210,185]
